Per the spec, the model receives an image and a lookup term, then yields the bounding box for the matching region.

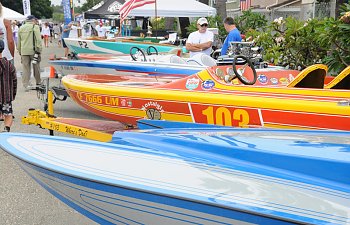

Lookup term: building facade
[225,0,338,21]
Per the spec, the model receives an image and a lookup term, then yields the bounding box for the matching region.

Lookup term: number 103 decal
[191,104,262,127]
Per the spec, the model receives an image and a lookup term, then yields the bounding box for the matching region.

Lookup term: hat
[26,15,37,20]
[197,17,208,25]
[0,40,4,53]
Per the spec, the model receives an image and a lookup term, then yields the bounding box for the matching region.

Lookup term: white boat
[1,127,349,224]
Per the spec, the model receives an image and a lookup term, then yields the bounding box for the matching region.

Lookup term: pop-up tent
[84,0,125,19]
[3,6,26,20]
[128,0,216,17]
[84,0,216,19]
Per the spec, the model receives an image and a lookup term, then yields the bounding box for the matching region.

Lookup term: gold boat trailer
[23,89,134,142]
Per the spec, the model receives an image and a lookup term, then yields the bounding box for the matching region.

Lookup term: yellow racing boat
[62,64,350,130]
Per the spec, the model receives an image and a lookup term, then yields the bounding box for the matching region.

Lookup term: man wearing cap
[18,15,42,91]
[221,17,242,56]
[186,17,214,58]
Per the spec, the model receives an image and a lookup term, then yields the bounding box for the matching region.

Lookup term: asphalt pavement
[0,39,99,224]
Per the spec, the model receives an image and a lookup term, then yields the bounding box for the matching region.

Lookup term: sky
[51,0,86,6]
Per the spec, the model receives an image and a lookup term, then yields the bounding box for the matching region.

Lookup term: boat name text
[78,93,119,106]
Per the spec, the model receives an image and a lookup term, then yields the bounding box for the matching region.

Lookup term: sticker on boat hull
[146,108,161,120]
[270,78,278,85]
[257,74,268,84]
[202,79,215,90]
[280,77,289,85]
[142,101,164,120]
[186,78,200,90]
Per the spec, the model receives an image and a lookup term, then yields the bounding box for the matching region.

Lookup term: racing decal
[270,77,278,85]
[145,108,162,120]
[77,92,119,106]
[120,98,132,107]
[257,74,268,84]
[185,78,200,90]
[202,79,215,90]
[142,101,164,120]
[279,77,289,85]
[190,104,262,127]
[289,74,295,82]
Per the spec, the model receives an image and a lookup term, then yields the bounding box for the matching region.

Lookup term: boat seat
[324,66,350,89]
[169,55,188,64]
[287,64,328,89]
[186,53,217,67]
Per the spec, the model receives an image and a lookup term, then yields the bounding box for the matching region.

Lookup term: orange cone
[49,66,56,78]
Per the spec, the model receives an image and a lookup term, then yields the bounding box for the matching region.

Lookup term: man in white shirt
[95,23,106,38]
[186,17,214,58]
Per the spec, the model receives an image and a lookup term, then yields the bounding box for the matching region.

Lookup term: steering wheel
[229,55,257,85]
[146,46,158,55]
[130,47,146,61]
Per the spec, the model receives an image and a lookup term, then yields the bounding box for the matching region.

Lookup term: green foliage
[151,17,165,30]
[245,4,350,73]
[2,0,52,18]
[234,10,268,34]
[52,12,64,22]
[315,3,350,73]
[81,0,103,13]
[249,17,327,69]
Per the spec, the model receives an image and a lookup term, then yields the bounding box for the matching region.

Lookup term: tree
[2,0,53,19]
[81,0,103,13]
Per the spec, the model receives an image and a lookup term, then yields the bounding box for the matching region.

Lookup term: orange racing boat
[62,64,350,130]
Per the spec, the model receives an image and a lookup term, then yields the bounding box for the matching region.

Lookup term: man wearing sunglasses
[186,17,214,58]
[221,17,242,56]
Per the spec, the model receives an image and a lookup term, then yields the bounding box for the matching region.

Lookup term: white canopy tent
[3,7,26,20]
[127,0,216,17]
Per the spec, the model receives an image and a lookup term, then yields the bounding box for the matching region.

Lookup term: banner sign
[63,0,73,24]
[22,0,31,16]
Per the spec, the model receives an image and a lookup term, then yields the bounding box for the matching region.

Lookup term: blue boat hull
[1,129,350,225]
[20,160,299,225]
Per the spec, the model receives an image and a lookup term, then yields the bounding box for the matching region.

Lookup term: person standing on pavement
[186,17,214,58]
[11,21,19,47]
[220,17,242,56]
[0,3,15,65]
[41,22,50,48]
[61,22,72,57]
[17,15,42,91]
[0,40,17,132]
[53,23,61,46]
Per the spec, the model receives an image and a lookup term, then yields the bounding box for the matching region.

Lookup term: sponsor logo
[202,79,215,90]
[142,101,164,120]
[270,77,278,85]
[289,74,295,82]
[146,108,162,120]
[142,101,164,112]
[186,78,199,90]
[120,98,132,107]
[108,2,122,12]
[279,77,289,85]
[257,74,268,84]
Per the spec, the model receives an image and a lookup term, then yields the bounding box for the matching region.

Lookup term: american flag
[119,0,156,22]
[240,0,251,11]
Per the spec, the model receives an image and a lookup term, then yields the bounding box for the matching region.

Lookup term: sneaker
[27,85,37,90]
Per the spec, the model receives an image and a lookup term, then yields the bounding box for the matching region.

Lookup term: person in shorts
[0,39,17,132]
[61,22,72,57]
